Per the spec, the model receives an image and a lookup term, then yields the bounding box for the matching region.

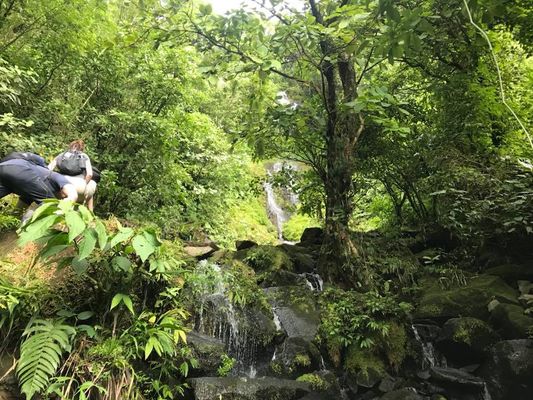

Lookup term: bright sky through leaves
[205,0,304,15]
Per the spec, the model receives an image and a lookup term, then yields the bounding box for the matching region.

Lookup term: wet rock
[299,228,323,246]
[415,275,519,321]
[489,303,533,339]
[436,318,498,365]
[380,387,426,400]
[277,244,316,274]
[188,376,311,400]
[479,339,533,400]
[236,240,258,251]
[356,367,383,389]
[411,323,441,342]
[484,264,533,285]
[260,270,305,288]
[185,245,218,260]
[517,280,533,296]
[429,367,485,389]
[265,286,320,340]
[270,337,321,378]
[379,375,398,393]
[295,371,342,398]
[187,331,226,377]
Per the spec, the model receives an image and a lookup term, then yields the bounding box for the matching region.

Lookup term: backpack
[92,166,102,183]
[0,151,46,168]
[57,151,84,175]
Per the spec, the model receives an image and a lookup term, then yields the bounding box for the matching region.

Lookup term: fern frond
[16,319,76,400]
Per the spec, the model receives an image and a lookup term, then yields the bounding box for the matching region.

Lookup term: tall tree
[184,0,432,280]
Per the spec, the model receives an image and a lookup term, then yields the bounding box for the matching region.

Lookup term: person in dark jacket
[0,157,78,221]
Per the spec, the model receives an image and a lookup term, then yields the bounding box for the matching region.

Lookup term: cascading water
[194,261,259,376]
[263,162,299,242]
[411,324,446,369]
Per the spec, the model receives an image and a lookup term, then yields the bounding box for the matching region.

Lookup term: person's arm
[84,156,93,183]
[60,184,78,202]
[48,156,58,171]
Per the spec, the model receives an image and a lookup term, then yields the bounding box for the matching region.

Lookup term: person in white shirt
[48,139,97,211]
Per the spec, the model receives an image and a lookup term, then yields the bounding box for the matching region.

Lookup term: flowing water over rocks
[263,161,299,242]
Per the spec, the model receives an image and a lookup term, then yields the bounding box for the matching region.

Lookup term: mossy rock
[490,303,533,339]
[235,245,294,274]
[484,264,533,285]
[344,345,386,389]
[416,275,519,321]
[436,317,498,365]
[187,331,226,377]
[380,388,425,400]
[269,337,321,379]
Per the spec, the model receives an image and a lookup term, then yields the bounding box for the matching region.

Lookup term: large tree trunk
[309,0,363,283]
[319,115,362,283]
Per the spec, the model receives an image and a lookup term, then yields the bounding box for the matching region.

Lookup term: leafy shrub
[319,288,412,349]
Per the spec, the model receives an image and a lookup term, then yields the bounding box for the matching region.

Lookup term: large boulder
[236,240,258,251]
[188,377,311,400]
[187,332,227,377]
[415,275,519,321]
[436,317,499,365]
[484,264,533,285]
[235,245,294,274]
[270,337,321,378]
[277,244,316,274]
[479,339,533,400]
[380,388,426,400]
[489,302,533,339]
[265,286,320,341]
[298,228,323,246]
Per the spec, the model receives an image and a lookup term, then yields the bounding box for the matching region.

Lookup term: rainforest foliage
[1,0,532,399]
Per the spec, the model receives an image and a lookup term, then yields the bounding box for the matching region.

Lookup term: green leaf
[109,227,134,249]
[110,294,123,311]
[65,211,86,242]
[18,214,59,246]
[112,256,132,272]
[132,234,156,262]
[77,311,94,321]
[71,257,89,275]
[94,220,108,250]
[122,295,134,314]
[78,229,97,260]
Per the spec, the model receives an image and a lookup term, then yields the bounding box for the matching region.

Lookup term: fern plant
[16,319,76,399]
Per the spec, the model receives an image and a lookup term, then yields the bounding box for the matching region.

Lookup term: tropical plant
[16,319,77,400]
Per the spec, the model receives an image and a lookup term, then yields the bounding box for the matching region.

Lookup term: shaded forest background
[1,1,533,399]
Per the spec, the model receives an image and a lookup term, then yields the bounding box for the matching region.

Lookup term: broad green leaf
[94,220,108,249]
[18,215,59,246]
[132,234,156,262]
[78,229,97,260]
[112,256,132,272]
[65,211,86,242]
[109,227,134,248]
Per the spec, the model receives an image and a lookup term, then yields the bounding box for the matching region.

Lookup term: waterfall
[263,179,287,240]
[299,272,324,291]
[411,324,446,369]
[263,161,299,241]
[194,261,259,376]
